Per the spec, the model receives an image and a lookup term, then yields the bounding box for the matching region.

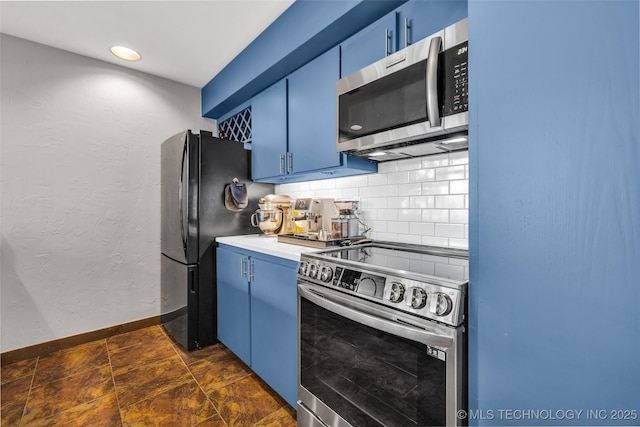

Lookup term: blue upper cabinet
[340,10,397,77]
[251,47,377,183]
[340,0,468,78]
[251,80,288,180]
[288,46,341,172]
[396,0,467,49]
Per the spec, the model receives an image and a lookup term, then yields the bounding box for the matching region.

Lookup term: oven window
[300,298,446,427]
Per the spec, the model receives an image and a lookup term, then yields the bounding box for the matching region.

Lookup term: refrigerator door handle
[179,140,188,258]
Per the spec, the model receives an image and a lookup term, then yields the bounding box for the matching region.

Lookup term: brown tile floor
[1,326,297,426]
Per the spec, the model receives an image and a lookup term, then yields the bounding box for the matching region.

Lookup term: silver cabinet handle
[248,260,255,282]
[404,17,411,48]
[240,257,248,278]
[426,36,443,128]
[279,154,285,174]
[287,152,293,173]
[385,28,392,56]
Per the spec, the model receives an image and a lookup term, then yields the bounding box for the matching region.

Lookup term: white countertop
[217,234,319,262]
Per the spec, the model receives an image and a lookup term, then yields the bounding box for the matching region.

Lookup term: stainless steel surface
[404,17,411,47]
[336,18,468,162]
[297,403,331,427]
[426,36,442,128]
[385,27,391,57]
[297,240,468,426]
[299,283,456,347]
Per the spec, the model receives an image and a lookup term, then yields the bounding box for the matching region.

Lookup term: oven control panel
[298,258,465,327]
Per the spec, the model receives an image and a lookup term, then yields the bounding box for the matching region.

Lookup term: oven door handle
[299,284,454,348]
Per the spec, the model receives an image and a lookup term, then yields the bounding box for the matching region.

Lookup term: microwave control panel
[439,41,468,116]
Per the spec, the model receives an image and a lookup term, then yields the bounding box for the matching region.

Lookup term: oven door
[298,282,466,427]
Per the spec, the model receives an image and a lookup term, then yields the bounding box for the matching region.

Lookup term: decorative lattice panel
[218,107,252,143]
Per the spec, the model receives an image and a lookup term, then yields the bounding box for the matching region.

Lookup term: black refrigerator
[161,130,273,350]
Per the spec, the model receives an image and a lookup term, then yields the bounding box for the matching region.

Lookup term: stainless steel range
[297,241,468,427]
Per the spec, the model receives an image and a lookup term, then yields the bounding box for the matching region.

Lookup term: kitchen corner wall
[0,34,214,353]
[275,151,469,249]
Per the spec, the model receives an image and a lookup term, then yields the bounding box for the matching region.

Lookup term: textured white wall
[0,35,215,352]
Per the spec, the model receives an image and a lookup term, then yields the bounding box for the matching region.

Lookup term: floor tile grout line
[105,337,126,427]
[18,355,39,425]
[23,339,120,425]
[168,339,230,427]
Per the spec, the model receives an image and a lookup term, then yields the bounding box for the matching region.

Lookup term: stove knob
[388,282,405,303]
[429,293,453,316]
[407,287,428,309]
[298,261,307,275]
[319,266,333,282]
[358,278,378,297]
[308,263,318,278]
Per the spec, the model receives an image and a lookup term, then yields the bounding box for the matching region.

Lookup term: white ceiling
[0,1,295,88]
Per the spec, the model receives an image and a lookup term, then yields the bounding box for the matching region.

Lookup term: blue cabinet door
[340,11,397,77]
[251,79,287,180]
[250,257,298,407]
[396,0,467,48]
[288,46,342,173]
[216,247,251,366]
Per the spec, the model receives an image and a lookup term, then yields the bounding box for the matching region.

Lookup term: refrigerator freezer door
[161,254,199,350]
[161,131,199,264]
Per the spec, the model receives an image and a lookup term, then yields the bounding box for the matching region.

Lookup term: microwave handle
[426,36,442,128]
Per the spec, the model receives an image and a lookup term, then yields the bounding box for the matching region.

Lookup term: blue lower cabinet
[250,257,298,407]
[216,245,298,407]
[216,247,251,366]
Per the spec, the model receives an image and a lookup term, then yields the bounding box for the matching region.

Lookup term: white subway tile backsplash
[435,165,465,181]
[435,223,465,238]
[449,238,469,250]
[378,209,399,221]
[361,197,388,209]
[422,209,450,223]
[423,181,450,195]
[397,157,423,171]
[409,168,435,183]
[389,196,410,209]
[410,222,435,236]
[449,151,469,165]
[450,180,468,194]
[397,182,423,196]
[398,209,422,222]
[372,231,399,241]
[410,195,435,209]
[387,171,410,184]
[274,152,468,249]
[449,209,469,224]
[388,221,410,234]
[378,161,398,174]
[367,173,388,186]
[422,153,449,168]
[397,233,423,245]
[359,184,397,197]
[435,195,465,209]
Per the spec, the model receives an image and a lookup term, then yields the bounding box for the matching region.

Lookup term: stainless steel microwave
[336,18,468,162]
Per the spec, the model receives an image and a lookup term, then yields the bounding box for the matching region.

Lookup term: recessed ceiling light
[109,46,141,61]
[350,124,363,131]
